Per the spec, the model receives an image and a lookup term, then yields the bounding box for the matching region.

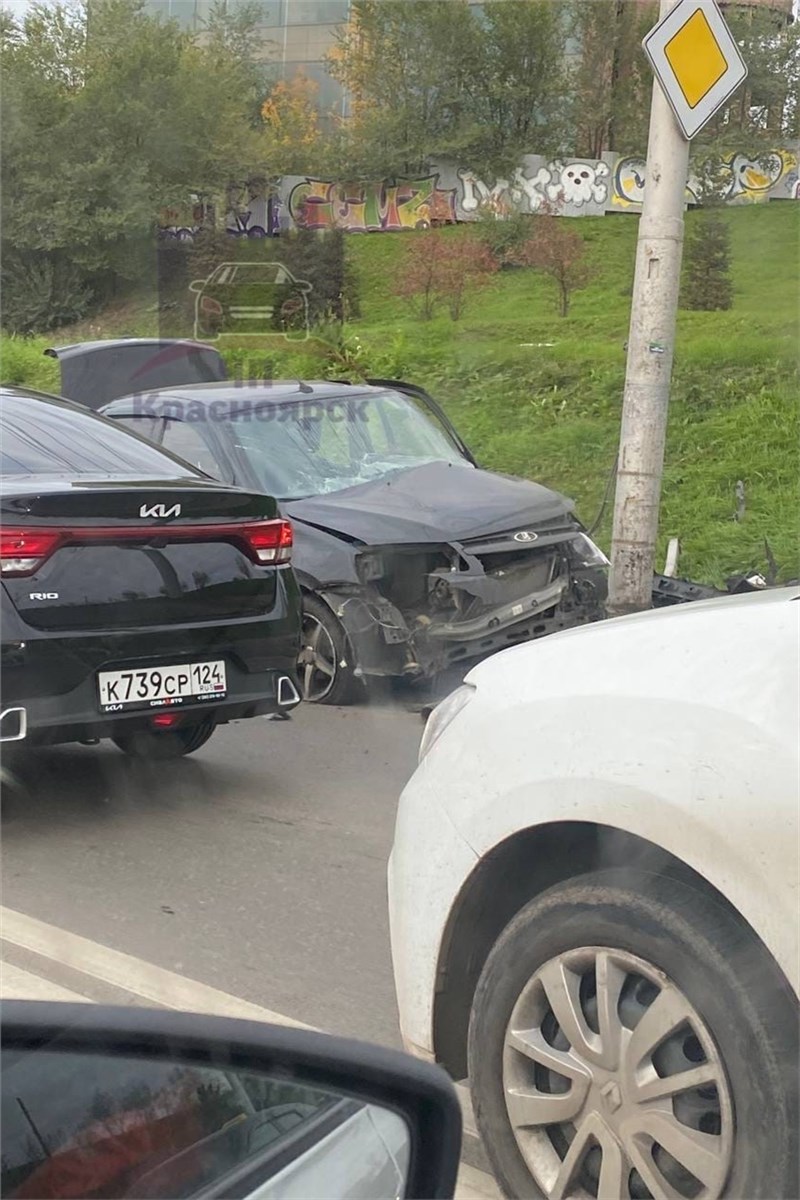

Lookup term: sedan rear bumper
[1,578,302,745]
[11,665,300,746]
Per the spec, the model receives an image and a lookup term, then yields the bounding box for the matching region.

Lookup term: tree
[261,73,328,175]
[328,0,482,179]
[327,0,571,182]
[512,215,590,316]
[680,212,733,312]
[468,0,571,175]
[702,7,799,144]
[0,0,276,332]
[396,229,497,321]
[687,8,799,198]
[567,0,656,158]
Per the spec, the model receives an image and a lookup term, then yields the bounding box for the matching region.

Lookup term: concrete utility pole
[607,0,690,616]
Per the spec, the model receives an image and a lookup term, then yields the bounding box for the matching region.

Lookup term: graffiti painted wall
[282,176,457,232]
[225,180,281,238]
[610,148,799,210]
[157,145,798,240]
[275,144,799,232]
[450,159,612,218]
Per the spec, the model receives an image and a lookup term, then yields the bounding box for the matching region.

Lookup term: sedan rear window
[0,395,196,478]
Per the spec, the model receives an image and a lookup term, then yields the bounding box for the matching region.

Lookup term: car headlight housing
[418,683,476,764]
[570,532,610,568]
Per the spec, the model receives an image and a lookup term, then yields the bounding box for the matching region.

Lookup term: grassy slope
[2,204,797,583]
[343,204,800,584]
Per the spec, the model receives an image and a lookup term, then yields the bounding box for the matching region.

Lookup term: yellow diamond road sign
[643,0,748,140]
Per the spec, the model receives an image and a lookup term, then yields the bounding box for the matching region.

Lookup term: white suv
[389,588,799,1200]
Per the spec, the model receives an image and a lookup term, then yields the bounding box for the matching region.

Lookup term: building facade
[144,0,350,112]
[144,0,792,126]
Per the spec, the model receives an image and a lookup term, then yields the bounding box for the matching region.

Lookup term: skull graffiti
[546,161,609,207]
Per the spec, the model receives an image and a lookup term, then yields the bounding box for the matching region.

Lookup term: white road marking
[0,905,310,1026]
[0,906,499,1197]
[0,961,90,1004]
[455,1162,501,1199]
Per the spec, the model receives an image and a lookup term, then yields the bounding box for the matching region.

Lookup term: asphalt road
[1,701,423,1048]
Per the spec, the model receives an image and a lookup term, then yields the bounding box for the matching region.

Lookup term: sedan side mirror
[1,1002,462,1200]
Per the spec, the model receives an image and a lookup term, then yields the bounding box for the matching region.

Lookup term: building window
[224,0,285,25]
[284,60,344,111]
[284,0,349,26]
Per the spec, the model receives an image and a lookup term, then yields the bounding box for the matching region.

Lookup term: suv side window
[161,419,226,480]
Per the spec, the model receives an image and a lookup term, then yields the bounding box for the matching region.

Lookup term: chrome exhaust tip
[0,707,27,743]
[277,676,301,707]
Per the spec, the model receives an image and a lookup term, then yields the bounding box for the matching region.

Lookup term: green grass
[3,203,798,584]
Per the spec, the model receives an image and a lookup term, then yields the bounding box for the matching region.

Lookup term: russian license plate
[97,660,226,713]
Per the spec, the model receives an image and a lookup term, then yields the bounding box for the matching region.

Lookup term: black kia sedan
[0,387,301,757]
[100,379,609,705]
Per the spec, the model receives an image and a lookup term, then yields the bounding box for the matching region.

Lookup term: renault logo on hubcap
[600,1080,622,1113]
[513,530,538,543]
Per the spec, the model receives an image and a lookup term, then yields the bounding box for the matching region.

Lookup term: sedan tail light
[0,529,63,577]
[244,518,293,564]
[0,519,293,577]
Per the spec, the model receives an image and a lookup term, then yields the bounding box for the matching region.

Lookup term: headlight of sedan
[570,532,610,568]
[418,682,476,764]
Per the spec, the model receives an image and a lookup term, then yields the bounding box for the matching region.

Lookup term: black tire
[468,869,799,1200]
[299,594,362,705]
[112,719,215,760]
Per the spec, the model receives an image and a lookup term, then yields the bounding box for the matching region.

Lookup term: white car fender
[433,593,800,992]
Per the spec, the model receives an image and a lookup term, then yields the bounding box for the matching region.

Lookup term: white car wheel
[468,870,798,1200]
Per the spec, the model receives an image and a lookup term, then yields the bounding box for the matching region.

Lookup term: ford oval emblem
[513,530,538,543]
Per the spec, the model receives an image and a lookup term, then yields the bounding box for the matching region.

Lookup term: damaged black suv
[99,373,608,703]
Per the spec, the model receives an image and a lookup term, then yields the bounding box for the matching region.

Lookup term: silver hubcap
[298,612,337,702]
[503,947,733,1200]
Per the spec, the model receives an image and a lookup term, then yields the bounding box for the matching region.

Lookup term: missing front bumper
[326,567,606,681]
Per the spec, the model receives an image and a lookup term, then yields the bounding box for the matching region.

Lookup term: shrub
[0,336,60,391]
[681,212,733,312]
[511,217,590,316]
[396,229,498,321]
[474,209,532,268]
[1,252,95,335]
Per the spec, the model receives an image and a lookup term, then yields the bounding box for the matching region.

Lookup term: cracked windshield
[0,0,798,1198]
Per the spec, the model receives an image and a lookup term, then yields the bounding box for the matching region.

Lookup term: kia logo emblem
[140,503,182,518]
[513,530,538,543]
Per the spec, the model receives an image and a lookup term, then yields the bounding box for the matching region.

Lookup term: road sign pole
[607,0,691,617]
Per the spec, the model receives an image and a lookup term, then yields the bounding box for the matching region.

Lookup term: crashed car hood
[285,461,573,544]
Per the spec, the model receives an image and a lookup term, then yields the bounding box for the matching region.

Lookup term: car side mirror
[1,1002,462,1200]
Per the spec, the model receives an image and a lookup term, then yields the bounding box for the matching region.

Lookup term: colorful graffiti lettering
[612,156,646,208]
[612,149,797,209]
[287,176,457,233]
[611,156,698,207]
[722,149,798,201]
